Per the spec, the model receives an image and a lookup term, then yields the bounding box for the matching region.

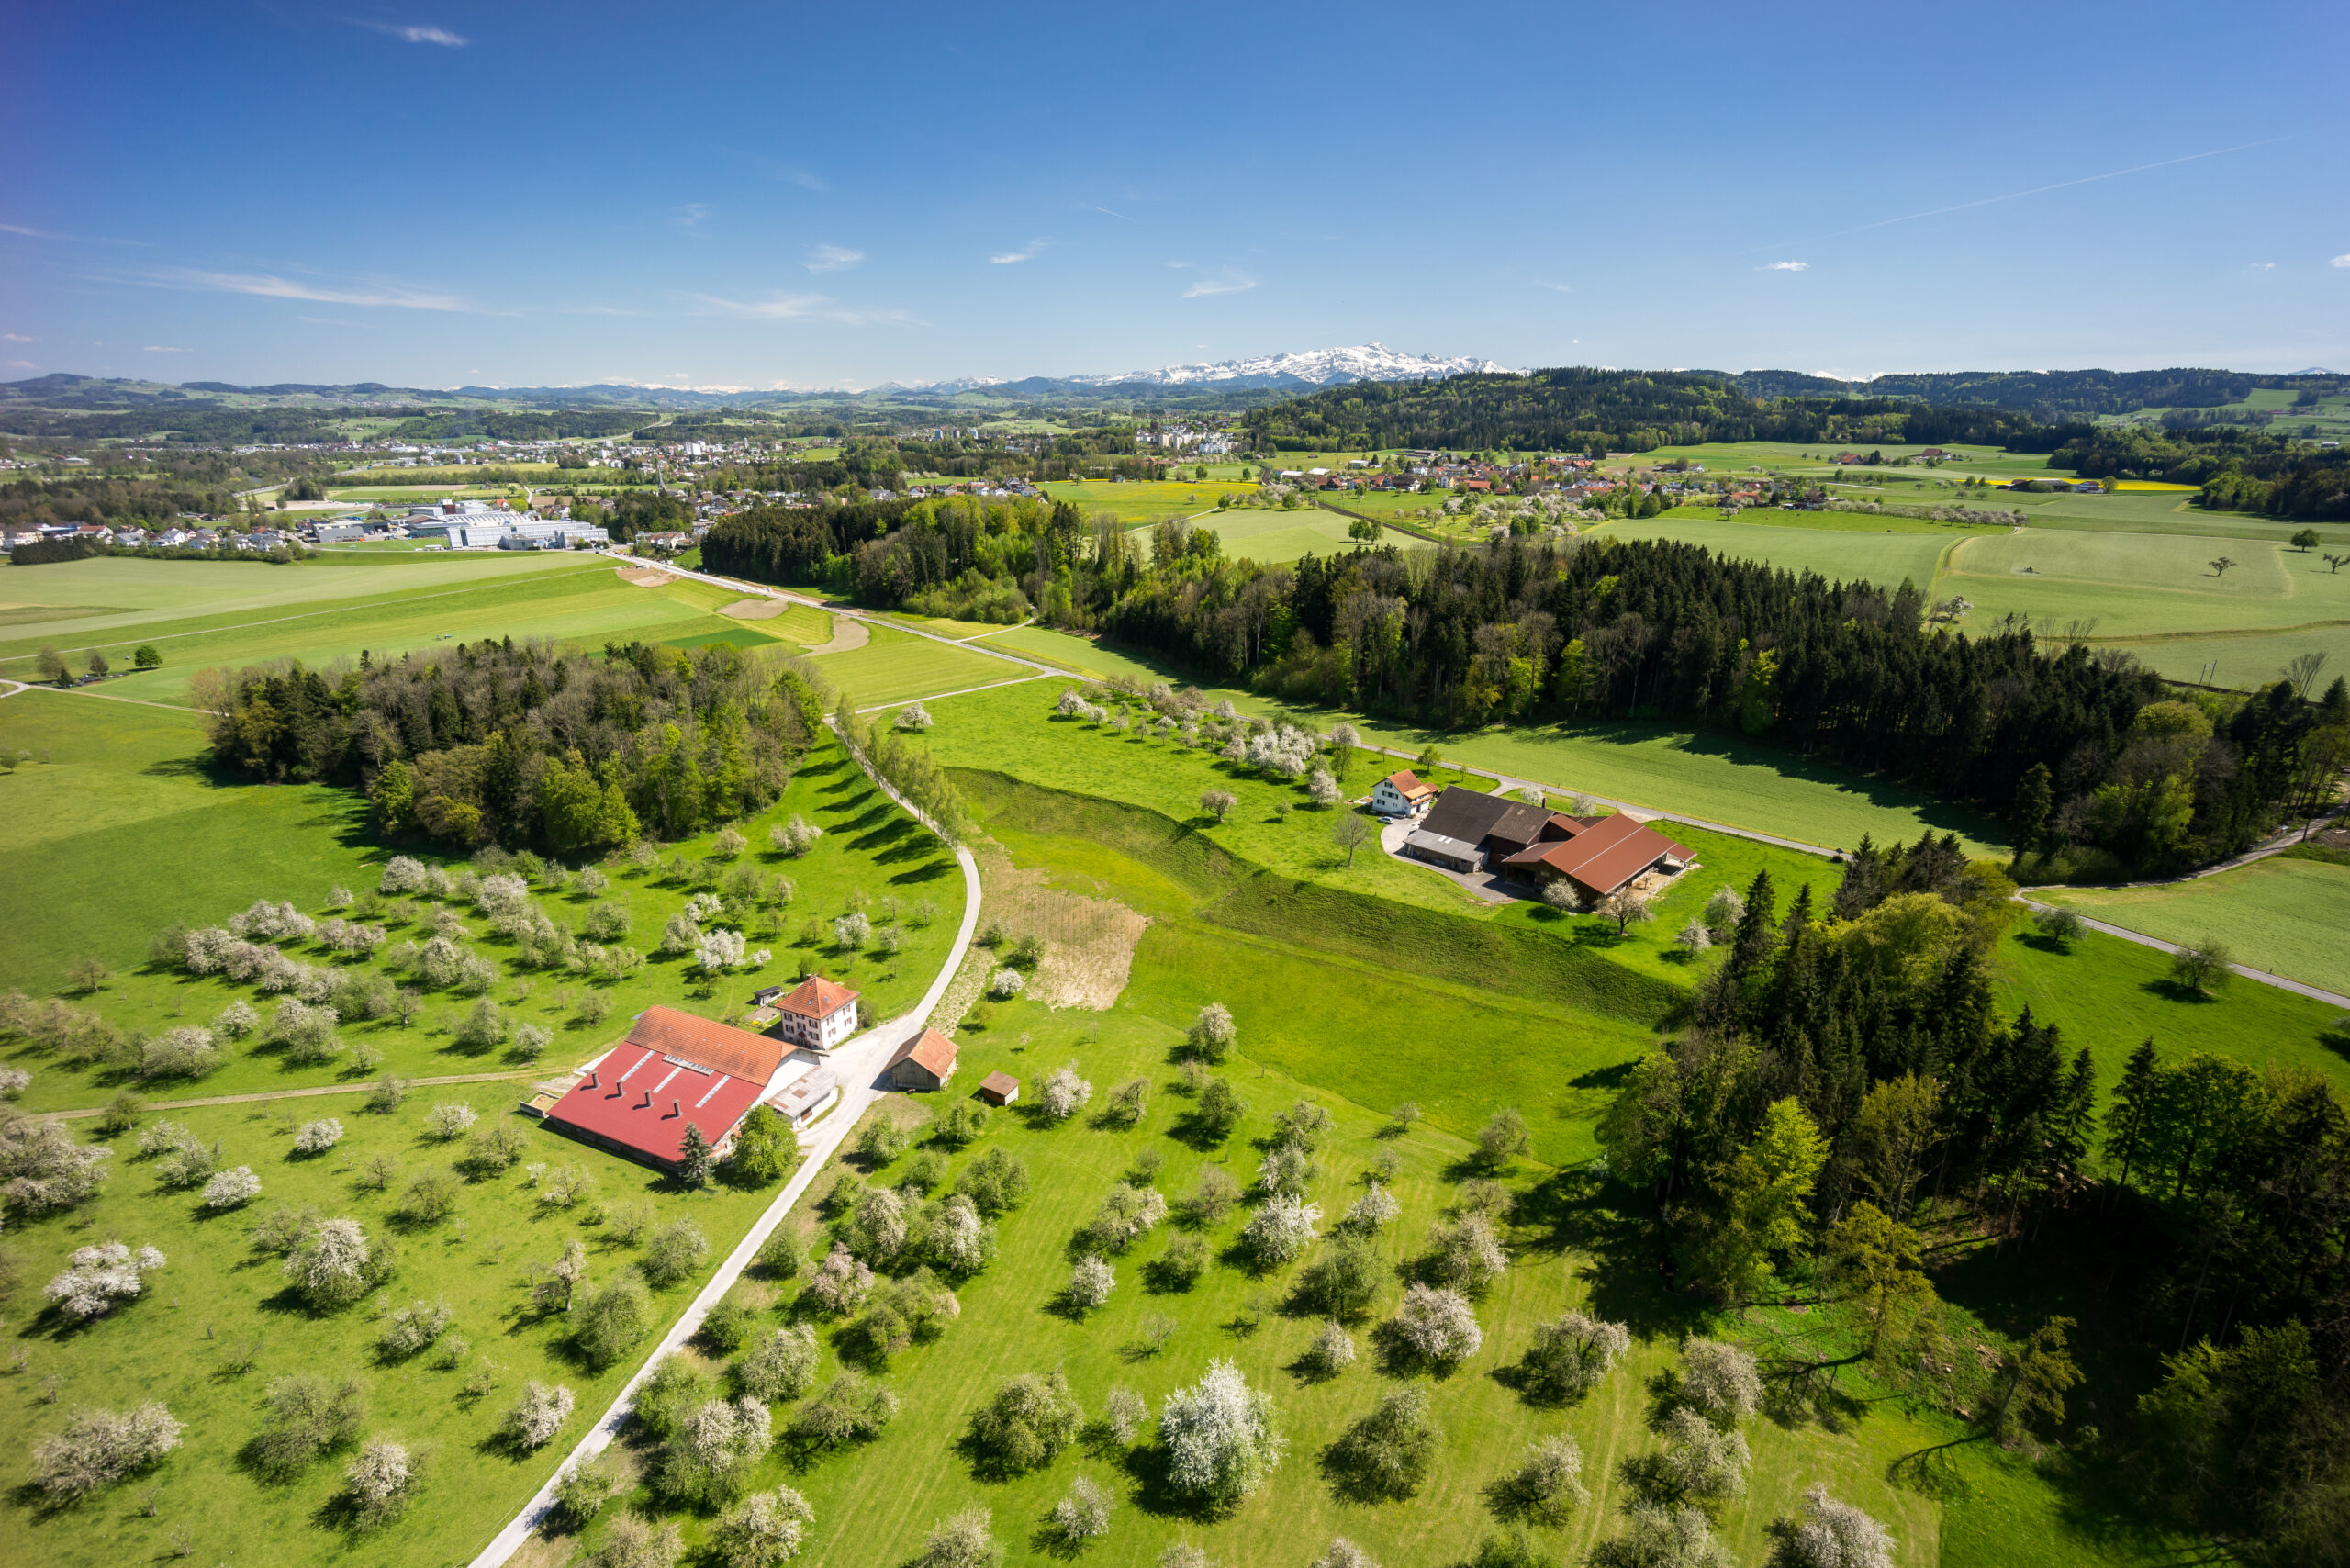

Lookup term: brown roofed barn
[889,1027,958,1092]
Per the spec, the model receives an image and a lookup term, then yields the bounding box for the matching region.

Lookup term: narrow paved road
[465,756,983,1568]
[599,551,1064,678]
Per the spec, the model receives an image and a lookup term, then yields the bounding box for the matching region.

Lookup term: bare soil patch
[719,596,789,620]
[976,845,1148,1011]
[616,566,673,587]
[803,613,867,655]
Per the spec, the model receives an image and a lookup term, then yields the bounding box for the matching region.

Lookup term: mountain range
[889,343,1507,395]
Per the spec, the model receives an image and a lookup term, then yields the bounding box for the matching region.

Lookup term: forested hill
[1241,365,2350,454]
[1237,368,2046,454]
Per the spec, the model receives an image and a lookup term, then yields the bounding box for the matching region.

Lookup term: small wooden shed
[978,1070,1020,1107]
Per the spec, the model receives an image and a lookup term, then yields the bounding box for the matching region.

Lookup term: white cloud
[2247,261,2275,271]
[687,292,913,326]
[297,316,375,328]
[806,244,863,274]
[2332,253,2350,268]
[0,221,148,246]
[1,332,32,342]
[359,22,467,45]
[1533,279,1572,293]
[990,238,1051,264]
[150,268,467,310]
[142,344,188,353]
[677,203,710,228]
[1762,261,1808,272]
[1181,270,1256,298]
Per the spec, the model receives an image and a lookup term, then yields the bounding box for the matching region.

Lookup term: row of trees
[205,637,831,851]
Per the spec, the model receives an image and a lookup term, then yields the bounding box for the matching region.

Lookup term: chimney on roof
[671,1099,682,1119]
[584,1070,598,1089]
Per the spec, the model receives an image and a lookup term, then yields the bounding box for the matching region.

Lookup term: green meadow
[811,624,1037,710]
[0,558,777,705]
[0,1070,776,1568]
[0,698,966,1110]
[1034,480,1252,523]
[0,554,593,666]
[2039,857,2350,998]
[1586,517,1967,593]
[572,1005,1997,1568]
[1175,507,1362,564]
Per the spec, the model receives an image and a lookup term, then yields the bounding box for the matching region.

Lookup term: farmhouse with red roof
[1370,768,1438,816]
[757,974,862,1053]
[542,1005,786,1173]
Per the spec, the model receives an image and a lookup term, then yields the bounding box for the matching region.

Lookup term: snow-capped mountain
[882,344,1503,396]
[1067,343,1503,388]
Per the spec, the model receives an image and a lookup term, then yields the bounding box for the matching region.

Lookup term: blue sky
[5,1,2344,390]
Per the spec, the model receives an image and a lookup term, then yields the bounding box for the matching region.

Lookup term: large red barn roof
[623,1005,785,1085]
[543,1040,766,1168]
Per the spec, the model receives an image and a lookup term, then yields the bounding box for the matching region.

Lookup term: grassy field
[935,710,2349,1114]
[1587,517,1966,592]
[1992,916,2350,1097]
[1035,480,1252,523]
[1942,531,2350,635]
[973,626,1176,685]
[2037,858,2350,997]
[0,1092,776,1568]
[0,560,758,706]
[554,876,2188,1568]
[811,625,1036,709]
[1184,508,1363,564]
[0,702,966,1111]
[565,1005,1987,1568]
[0,554,594,665]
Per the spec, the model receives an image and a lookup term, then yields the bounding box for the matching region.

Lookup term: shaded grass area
[0,1095,774,1568]
[2039,858,2350,998]
[0,709,965,1112]
[810,623,1034,707]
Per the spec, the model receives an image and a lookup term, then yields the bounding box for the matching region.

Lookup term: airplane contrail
[1742,135,2293,253]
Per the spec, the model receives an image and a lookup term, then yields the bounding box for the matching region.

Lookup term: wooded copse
[204,638,832,852]
[1598,850,2350,1568]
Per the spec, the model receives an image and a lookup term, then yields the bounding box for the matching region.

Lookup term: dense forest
[1599,843,2350,1566]
[0,473,243,528]
[2050,427,2350,518]
[1238,369,2052,454]
[704,499,2350,875]
[204,638,830,853]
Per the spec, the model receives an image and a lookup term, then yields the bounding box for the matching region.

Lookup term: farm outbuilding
[978,1071,1020,1107]
[889,1027,959,1092]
